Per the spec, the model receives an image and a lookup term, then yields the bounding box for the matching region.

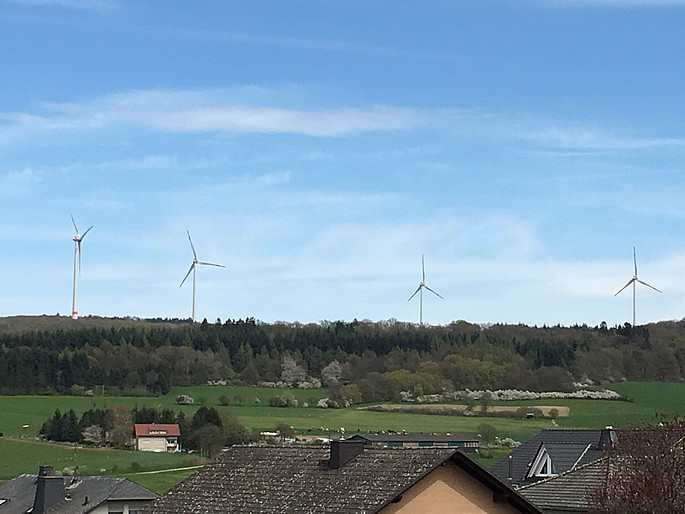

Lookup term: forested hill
[2,315,685,400]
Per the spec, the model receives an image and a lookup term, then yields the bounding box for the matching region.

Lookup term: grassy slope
[2,381,685,491]
[0,438,199,481]
[119,468,199,494]
[0,386,329,438]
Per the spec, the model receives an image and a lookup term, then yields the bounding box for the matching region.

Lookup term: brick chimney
[329,440,366,469]
[32,466,64,514]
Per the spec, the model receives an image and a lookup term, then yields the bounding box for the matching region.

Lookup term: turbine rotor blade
[636,279,662,293]
[81,226,93,240]
[614,278,635,296]
[424,285,444,299]
[408,286,421,302]
[198,261,225,268]
[422,254,426,283]
[179,263,195,287]
[77,240,82,276]
[633,246,638,277]
[71,214,79,235]
[187,231,198,260]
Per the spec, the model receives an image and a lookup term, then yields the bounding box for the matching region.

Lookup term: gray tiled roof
[518,458,609,513]
[0,475,158,514]
[143,445,541,514]
[491,430,608,487]
[544,443,594,473]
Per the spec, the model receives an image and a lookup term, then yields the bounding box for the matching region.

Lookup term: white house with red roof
[134,424,181,453]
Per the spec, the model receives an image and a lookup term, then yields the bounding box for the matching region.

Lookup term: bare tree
[588,418,685,513]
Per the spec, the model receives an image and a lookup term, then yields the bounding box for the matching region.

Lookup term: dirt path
[361,404,570,417]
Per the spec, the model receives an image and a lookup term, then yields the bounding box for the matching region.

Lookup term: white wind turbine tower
[408,254,443,325]
[180,231,225,322]
[614,246,661,327]
[70,215,93,320]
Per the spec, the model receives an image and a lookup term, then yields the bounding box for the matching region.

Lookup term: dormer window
[538,455,553,476]
[529,450,555,478]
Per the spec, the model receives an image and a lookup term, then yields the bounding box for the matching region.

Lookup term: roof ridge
[518,456,608,490]
[540,428,604,432]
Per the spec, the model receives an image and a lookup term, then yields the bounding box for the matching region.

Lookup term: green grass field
[0,438,200,481]
[2,381,685,492]
[0,385,329,438]
[119,468,200,494]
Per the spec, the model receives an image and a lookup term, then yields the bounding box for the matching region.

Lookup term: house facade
[134,424,181,453]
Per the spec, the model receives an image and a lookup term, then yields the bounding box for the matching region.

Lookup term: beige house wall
[136,436,168,452]
[379,462,522,514]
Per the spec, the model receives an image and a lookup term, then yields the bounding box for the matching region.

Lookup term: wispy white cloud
[0,88,424,143]
[2,88,685,155]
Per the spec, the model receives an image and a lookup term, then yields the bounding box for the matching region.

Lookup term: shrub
[276,422,295,439]
[269,393,298,408]
[175,394,194,405]
[478,423,498,445]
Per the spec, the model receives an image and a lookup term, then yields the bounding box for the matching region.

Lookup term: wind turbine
[408,254,443,325]
[614,246,661,327]
[70,215,93,320]
[180,231,225,322]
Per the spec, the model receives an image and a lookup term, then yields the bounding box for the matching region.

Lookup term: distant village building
[134,424,181,453]
[346,433,480,450]
[143,440,541,513]
[0,465,157,514]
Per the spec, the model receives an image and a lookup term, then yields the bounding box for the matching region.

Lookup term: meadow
[1,381,684,490]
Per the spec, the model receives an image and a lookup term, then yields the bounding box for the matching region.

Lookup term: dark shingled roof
[543,443,595,474]
[491,430,611,487]
[0,475,158,514]
[143,445,542,514]
[518,458,609,513]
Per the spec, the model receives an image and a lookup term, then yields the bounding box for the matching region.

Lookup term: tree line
[40,404,251,457]
[3,317,685,402]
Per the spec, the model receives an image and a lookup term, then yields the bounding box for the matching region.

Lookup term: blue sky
[2,0,685,326]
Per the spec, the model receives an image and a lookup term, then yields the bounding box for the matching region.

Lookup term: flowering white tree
[321,360,343,387]
[281,355,306,386]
